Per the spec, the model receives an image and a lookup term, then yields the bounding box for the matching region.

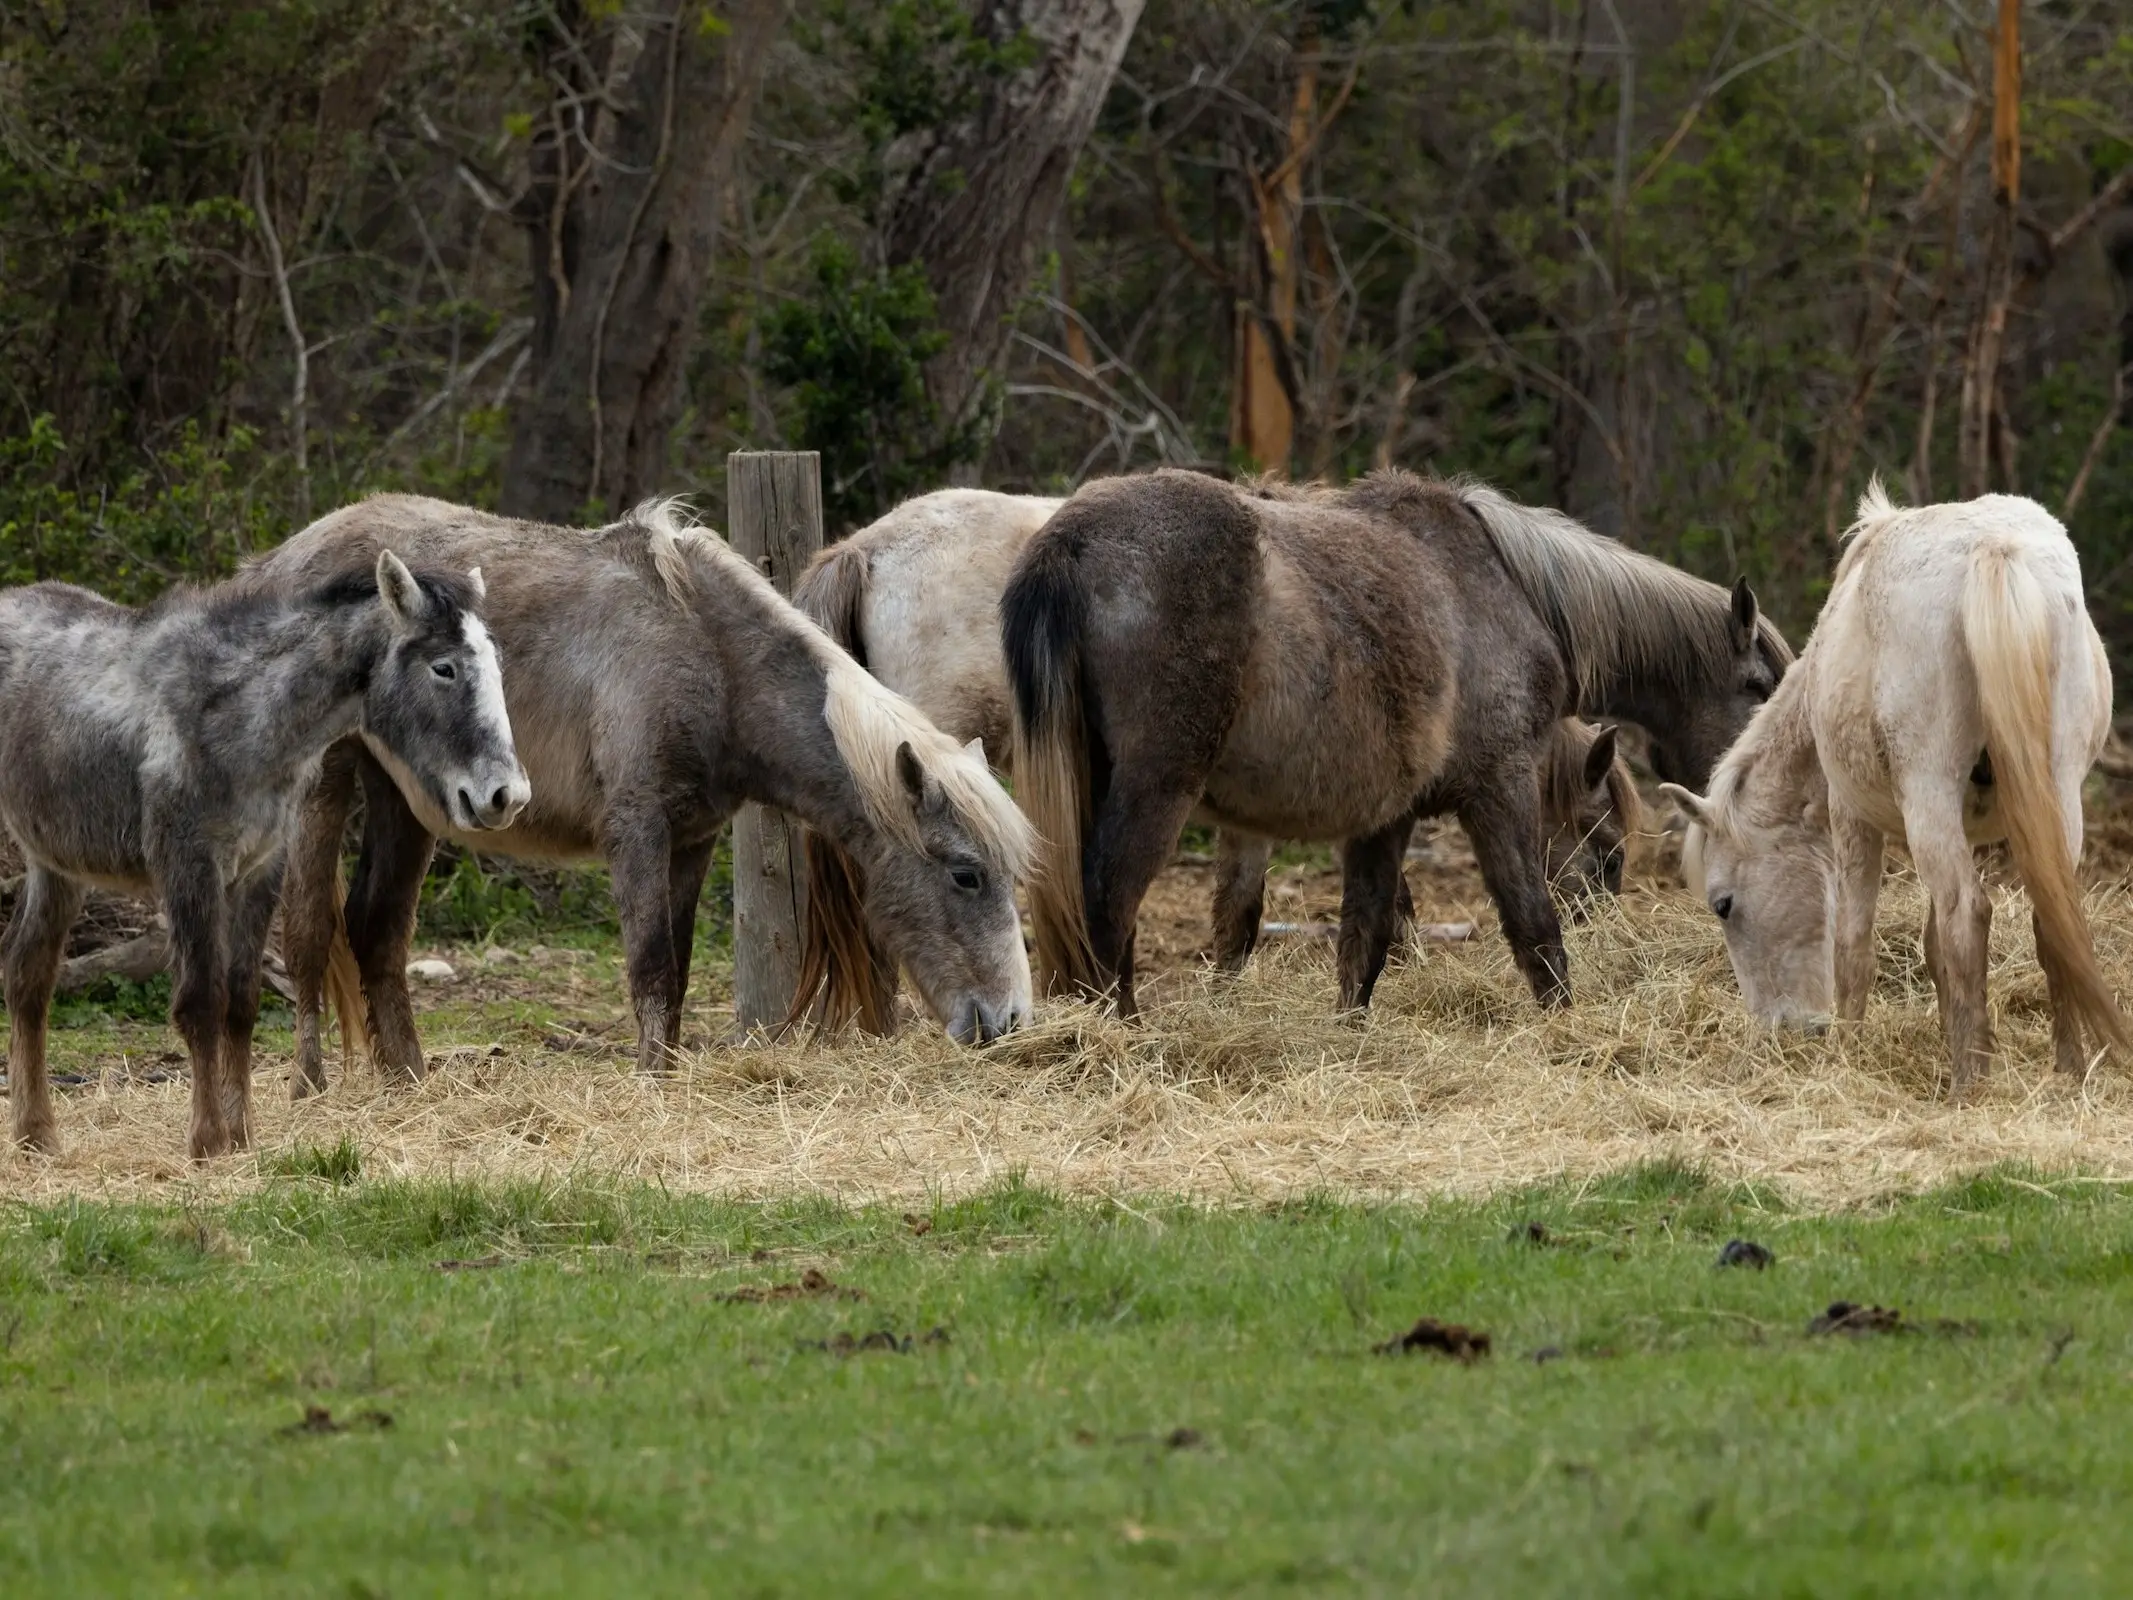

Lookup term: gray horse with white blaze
[0,553,526,1160]
[261,495,1033,1093]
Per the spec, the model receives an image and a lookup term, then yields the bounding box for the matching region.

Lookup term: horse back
[0,584,158,886]
[1199,495,1463,838]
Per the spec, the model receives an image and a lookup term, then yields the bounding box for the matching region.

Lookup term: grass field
[4,1165,2132,1595]
[10,829,2133,1592]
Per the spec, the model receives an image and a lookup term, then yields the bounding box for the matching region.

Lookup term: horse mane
[1703,657,1820,831]
[623,496,1032,879]
[1435,474,1794,705]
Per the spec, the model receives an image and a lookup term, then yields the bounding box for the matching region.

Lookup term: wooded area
[3,0,2130,652]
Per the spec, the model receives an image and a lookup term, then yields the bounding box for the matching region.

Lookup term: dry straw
[9,871,2133,1209]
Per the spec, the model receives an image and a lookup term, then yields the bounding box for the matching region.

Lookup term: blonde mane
[621,497,1032,877]
[1448,477,1794,705]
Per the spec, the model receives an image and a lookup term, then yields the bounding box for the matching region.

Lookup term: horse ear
[1657,782,1712,828]
[466,565,486,604]
[962,735,985,766]
[895,741,926,803]
[376,550,428,625]
[1729,577,1759,653]
[1582,725,1619,793]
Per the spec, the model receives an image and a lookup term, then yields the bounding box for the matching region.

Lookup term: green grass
[3,1165,2131,1595]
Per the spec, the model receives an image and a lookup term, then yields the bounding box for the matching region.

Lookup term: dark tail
[1002,535,1099,993]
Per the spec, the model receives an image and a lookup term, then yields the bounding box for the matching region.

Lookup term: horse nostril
[457,788,476,821]
[489,785,511,815]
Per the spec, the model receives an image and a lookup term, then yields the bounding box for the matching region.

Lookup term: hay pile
[11,866,2133,1208]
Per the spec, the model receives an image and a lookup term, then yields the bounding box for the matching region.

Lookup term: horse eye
[949,864,984,894]
[430,660,457,682]
[1712,892,1734,922]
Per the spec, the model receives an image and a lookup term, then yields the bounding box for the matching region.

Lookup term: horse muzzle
[947,995,1027,1047]
[455,767,532,831]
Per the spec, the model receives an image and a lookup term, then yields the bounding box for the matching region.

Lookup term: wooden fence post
[727,450,824,1034]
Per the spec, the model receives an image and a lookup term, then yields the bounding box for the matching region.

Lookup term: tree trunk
[877,0,1146,460]
[501,1,786,525]
[1960,0,2022,499]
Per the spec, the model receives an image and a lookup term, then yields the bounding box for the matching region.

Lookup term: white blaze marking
[462,612,516,760]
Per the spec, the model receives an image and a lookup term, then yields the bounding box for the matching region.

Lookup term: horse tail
[1002,534,1098,993]
[323,860,372,1064]
[1963,543,2128,1056]
[794,539,871,668]
[785,830,900,1037]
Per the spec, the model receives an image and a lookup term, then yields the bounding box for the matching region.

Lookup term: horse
[0,551,526,1159]
[259,495,1034,1096]
[1000,467,1792,1017]
[1659,481,2125,1095]
[796,487,1643,1026]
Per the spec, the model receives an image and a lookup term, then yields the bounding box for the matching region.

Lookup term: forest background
[3,0,2131,665]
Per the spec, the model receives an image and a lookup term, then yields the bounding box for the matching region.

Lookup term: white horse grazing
[1660,481,2125,1093]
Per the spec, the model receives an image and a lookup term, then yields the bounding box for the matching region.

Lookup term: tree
[501,1,788,523]
[873,0,1147,463]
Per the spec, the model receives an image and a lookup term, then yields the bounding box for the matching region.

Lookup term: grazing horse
[1001,468,1790,1017]
[1661,482,2125,1094]
[0,553,526,1158]
[797,487,1645,1028]
[262,495,1033,1095]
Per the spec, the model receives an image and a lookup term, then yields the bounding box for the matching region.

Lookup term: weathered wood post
[727,450,824,1034]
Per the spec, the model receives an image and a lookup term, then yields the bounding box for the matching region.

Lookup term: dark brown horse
[1004,468,1784,1016]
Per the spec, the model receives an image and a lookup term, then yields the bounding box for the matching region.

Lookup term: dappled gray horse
[262,495,1033,1095]
[0,553,526,1159]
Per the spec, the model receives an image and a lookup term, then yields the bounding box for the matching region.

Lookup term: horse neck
[1725,653,1824,819]
[196,590,384,778]
[720,630,888,861]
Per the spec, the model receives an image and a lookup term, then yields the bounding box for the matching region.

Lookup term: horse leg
[4,867,83,1153]
[1085,781,1199,1020]
[1907,808,1993,1096]
[1336,821,1408,1011]
[1390,818,1418,951]
[282,740,358,1099]
[662,835,716,1055]
[346,755,436,1085]
[160,852,233,1160]
[219,865,282,1151]
[1209,831,1272,972]
[1831,809,1885,1024]
[1459,780,1570,1008]
[607,807,686,1070]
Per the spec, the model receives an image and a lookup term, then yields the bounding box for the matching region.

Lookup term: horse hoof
[12,1124,60,1157]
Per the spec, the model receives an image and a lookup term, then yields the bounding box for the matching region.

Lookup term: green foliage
[761,236,986,531]
[49,974,173,1030]
[0,418,282,601]
[803,0,1038,215]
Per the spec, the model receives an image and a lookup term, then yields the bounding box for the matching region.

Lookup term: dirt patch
[718,1267,865,1303]
[800,1326,950,1355]
[1807,1302,1905,1336]
[1716,1239,1775,1270]
[279,1405,394,1437]
[1375,1317,1492,1361]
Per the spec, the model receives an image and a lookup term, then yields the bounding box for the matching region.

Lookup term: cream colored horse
[1661,481,2125,1093]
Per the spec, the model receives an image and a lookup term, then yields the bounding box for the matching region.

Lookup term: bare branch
[252,153,310,521]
